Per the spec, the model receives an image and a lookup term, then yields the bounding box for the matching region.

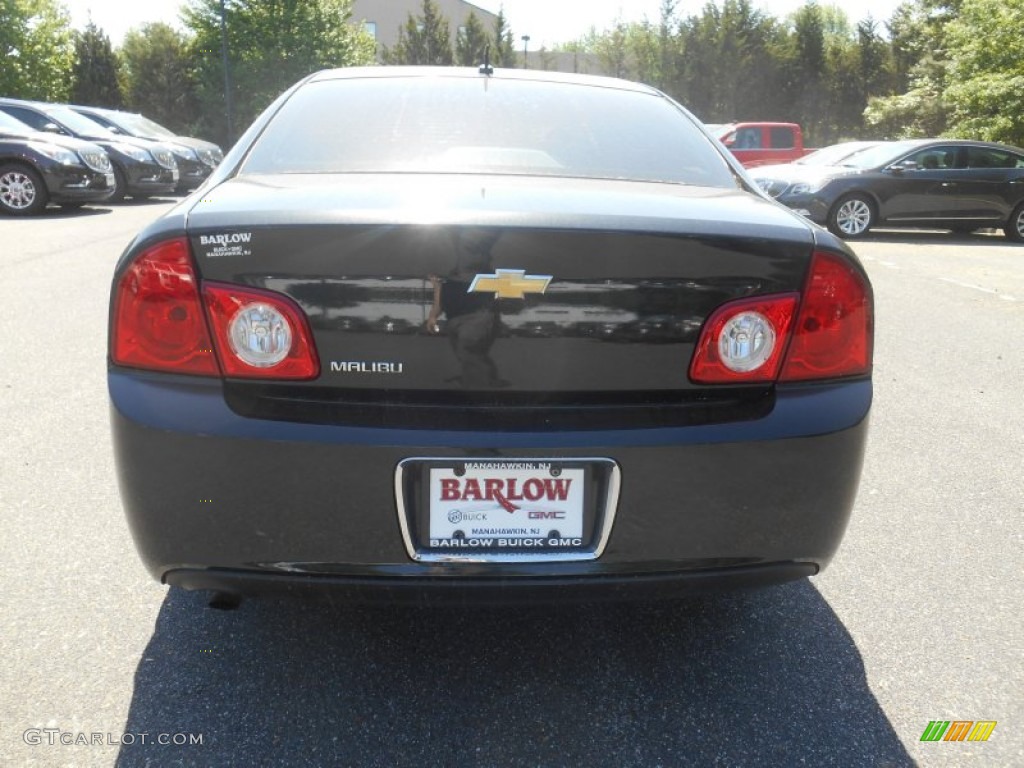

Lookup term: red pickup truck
[712,122,814,168]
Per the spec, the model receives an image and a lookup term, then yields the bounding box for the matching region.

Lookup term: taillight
[780,251,872,382]
[689,250,872,385]
[689,295,798,383]
[111,237,319,380]
[111,238,219,376]
[203,283,319,379]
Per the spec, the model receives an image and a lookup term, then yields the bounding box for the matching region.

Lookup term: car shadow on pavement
[26,205,114,219]
[119,196,182,206]
[117,580,912,767]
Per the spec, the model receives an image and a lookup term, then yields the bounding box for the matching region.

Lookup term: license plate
[396,458,621,563]
[429,462,585,548]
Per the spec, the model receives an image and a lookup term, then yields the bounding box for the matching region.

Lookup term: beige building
[350,0,607,75]
[351,0,499,55]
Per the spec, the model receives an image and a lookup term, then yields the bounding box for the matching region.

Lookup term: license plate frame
[395,458,620,563]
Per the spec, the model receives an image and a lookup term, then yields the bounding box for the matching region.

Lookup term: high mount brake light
[690,251,872,384]
[111,238,319,380]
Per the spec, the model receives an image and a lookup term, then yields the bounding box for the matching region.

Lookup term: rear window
[769,126,795,148]
[241,76,735,187]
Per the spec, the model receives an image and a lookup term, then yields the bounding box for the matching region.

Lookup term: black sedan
[0,98,179,200]
[69,105,223,192]
[752,139,1024,240]
[109,67,873,606]
[0,110,114,214]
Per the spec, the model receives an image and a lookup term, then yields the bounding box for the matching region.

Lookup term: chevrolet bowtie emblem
[467,269,552,300]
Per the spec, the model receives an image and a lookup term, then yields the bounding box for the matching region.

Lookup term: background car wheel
[828,194,875,239]
[1005,203,1024,243]
[109,164,127,203]
[0,163,49,216]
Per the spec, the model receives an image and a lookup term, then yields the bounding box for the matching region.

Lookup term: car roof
[0,97,58,110]
[69,104,130,119]
[306,66,663,96]
[1,98,137,122]
[890,138,1024,154]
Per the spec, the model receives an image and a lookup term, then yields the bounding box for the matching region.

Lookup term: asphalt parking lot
[1,201,1021,767]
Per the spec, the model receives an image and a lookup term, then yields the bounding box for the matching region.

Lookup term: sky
[65,0,905,48]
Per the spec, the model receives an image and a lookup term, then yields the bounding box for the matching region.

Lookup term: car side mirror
[43,122,63,134]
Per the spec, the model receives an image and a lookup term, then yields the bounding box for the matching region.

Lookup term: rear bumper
[166,562,818,605]
[110,370,871,600]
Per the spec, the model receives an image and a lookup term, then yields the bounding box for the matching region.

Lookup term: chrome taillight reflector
[203,283,319,379]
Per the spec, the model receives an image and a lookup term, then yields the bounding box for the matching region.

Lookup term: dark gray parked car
[753,139,1024,241]
[0,110,114,214]
[69,105,222,192]
[0,98,178,200]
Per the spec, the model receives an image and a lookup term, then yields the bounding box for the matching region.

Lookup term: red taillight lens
[203,282,319,379]
[689,295,799,383]
[111,238,220,376]
[780,251,873,382]
[689,251,872,385]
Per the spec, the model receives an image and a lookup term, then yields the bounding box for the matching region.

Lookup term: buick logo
[448,510,463,524]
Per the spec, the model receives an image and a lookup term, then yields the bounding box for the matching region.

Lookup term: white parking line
[859,256,900,269]
[939,277,1018,302]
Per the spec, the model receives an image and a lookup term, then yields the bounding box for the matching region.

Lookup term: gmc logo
[528,510,566,520]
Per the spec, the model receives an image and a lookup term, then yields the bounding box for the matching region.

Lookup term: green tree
[386,0,453,65]
[0,0,75,100]
[625,21,662,86]
[788,2,827,142]
[119,23,194,133]
[656,0,682,94]
[594,21,628,78]
[866,0,958,138]
[71,21,122,107]
[839,18,892,137]
[492,7,516,67]
[942,0,1024,145]
[575,18,659,83]
[184,0,375,146]
[536,45,556,71]
[821,30,861,142]
[678,0,785,122]
[856,17,890,97]
[455,9,489,67]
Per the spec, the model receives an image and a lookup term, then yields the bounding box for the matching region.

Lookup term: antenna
[479,45,494,75]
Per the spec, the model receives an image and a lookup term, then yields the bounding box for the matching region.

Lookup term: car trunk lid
[187,174,813,422]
